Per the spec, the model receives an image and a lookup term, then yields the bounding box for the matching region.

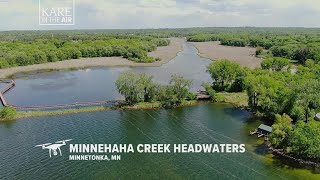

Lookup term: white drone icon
[35,139,72,158]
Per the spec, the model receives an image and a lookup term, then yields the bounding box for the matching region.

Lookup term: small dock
[0,93,7,106]
[197,90,211,100]
[250,124,273,140]
[1,79,15,94]
[0,79,15,107]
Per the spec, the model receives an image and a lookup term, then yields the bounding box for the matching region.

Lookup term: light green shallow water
[0,104,319,179]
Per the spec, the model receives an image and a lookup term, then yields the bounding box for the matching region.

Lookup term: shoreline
[190,41,262,68]
[0,92,249,121]
[0,38,185,78]
[1,100,201,122]
[269,147,320,168]
[0,92,248,121]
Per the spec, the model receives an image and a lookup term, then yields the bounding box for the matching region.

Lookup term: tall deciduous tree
[207,60,242,91]
[169,74,193,101]
[115,72,144,105]
[261,57,290,71]
[289,121,320,160]
[270,114,293,148]
[290,79,320,122]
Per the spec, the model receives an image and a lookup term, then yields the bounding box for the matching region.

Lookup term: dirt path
[191,41,262,68]
[0,38,185,78]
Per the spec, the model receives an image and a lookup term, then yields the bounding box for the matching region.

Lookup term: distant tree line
[187,32,320,64]
[2,28,320,68]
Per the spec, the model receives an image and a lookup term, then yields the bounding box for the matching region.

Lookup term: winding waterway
[0,43,319,179]
[5,43,211,106]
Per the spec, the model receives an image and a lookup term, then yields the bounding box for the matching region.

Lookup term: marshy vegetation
[187,29,320,64]
[0,107,17,120]
[0,35,169,68]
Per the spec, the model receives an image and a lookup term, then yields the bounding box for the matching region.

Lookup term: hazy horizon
[0,0,319,30]
[1,26,320,32]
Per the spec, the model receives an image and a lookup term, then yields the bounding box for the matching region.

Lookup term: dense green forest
[204,59,320,163]
[0,35,169,68]
[1,27,320,68]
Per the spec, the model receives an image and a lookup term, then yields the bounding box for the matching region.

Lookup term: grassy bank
[0,93,246,121]
[1,100,200,121]
[14,106,111,120]
[215,92,248,108]
[123,100,199,110]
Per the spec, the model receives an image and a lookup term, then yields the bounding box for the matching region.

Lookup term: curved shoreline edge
[270,147,320,168]
[0,100,200,121]
[0,38,185,78]
[1,93,248,121]
[190,41,262,68]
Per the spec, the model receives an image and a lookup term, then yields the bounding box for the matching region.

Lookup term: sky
[0,0,319,30]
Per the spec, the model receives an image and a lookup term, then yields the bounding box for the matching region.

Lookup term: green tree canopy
[207,60,242,91]
[261,57,290,71]
[115,72,156,105]
[270,114,293,148]
[0,107,17,120]
[289,121,320,160]
[169,74,193,101]
[115,72,194,108]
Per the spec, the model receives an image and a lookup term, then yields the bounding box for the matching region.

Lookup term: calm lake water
[0,43,319,179]
[5,43,211,106]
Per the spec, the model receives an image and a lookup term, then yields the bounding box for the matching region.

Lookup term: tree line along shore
[0,35,170,68]
[0,38,184,78]
[112,57,319,165]
[0,28,320,165]
[1,28,320,75]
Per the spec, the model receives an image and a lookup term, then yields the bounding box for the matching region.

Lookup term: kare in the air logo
[39,0,75,25]
[35,139,72,158]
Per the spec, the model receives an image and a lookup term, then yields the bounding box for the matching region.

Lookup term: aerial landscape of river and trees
[1,0,320,179]
[0,27,319,179]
